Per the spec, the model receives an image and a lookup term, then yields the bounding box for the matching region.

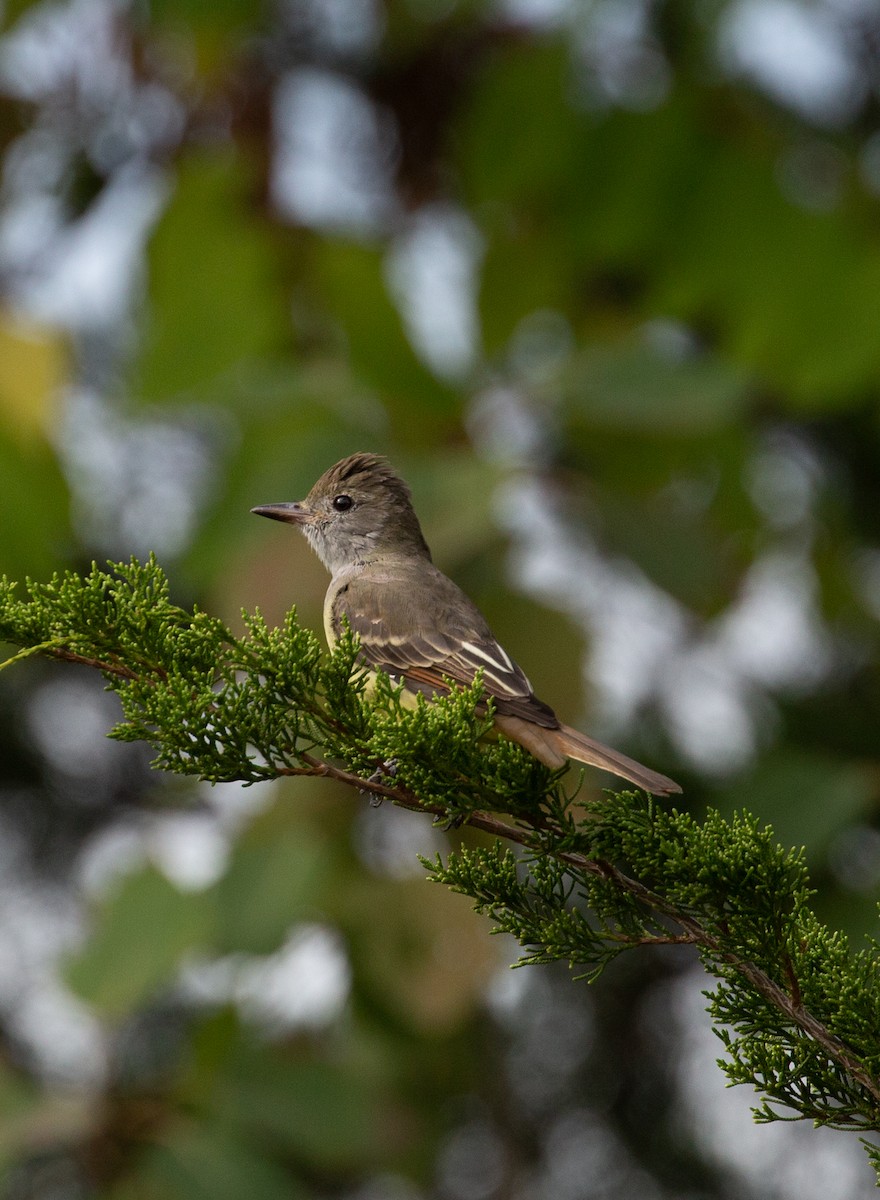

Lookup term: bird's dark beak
[250,502,309,525]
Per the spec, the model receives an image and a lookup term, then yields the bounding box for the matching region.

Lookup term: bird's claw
[438,811,467,830]
[362,758,399,806]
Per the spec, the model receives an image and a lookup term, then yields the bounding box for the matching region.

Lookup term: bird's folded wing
[330,569,681,795]
[332,569,558,727]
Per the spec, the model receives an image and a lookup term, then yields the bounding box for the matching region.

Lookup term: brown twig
[49,648,141,679]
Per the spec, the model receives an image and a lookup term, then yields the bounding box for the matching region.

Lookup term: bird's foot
[437,810,467,831]
[362,758,399,807]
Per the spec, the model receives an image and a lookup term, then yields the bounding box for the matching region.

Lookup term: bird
[252,452,681,796]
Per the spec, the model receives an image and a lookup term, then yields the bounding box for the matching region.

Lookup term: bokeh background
[1,0,880,1196]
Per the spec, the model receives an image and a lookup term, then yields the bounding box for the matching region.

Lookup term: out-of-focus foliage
[1,0,880,1197]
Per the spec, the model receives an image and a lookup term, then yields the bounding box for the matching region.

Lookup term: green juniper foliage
[1,558,879,1173]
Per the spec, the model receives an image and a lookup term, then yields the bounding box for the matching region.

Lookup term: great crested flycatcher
[252,452,681,796]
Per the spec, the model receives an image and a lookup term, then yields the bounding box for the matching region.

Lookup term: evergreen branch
[459,812,880,1104]
[2,557,880,1163]
[267,752,880,1111]
[564,850,880,1108]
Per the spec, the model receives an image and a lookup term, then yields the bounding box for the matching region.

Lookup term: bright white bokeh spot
[747,431,823,530]
[149,812,230,892]
[197,778,278,829]
[236,923,351,1033]
[574,0,671,111]
[435,1116,508,1200]
[498,475,691,737]
[26,678,124,780]
[584,570,690,730]
[278,0,384,57]
[354,801,447,879]
[13,165,166,330]
[0,0,125,101]
[78,781,276,902]
[494,0,575,28]
[386,205,483,380]
[77,822,147,896]
[662,645,761,775]
[716,551,834,692]
[0,859,106,1085]
[468,384,551,466]
[8,980,107,1085]
[719,0,865,126]
[0,0,174,329]
[60,388,217,557]
[183,924,352,1035]
[272,67,398,234]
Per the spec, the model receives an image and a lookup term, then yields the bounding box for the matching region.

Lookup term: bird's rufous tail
[493,714,681,795]
[551,722,681,795]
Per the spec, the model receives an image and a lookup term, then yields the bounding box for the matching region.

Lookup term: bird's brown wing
[330,564,682,795]
[330,564,559,728]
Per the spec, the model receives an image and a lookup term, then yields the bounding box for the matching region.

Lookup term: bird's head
[251,452,432,574]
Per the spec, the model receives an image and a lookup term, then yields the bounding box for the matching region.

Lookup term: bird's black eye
[333,494,353,512]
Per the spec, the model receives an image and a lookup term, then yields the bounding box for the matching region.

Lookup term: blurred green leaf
[313,240,458,438]
[122,1125,306,1200]
[395,451,499,568]
[211,1048,381,1169]
[557,96,707,270]
[149,0,263,33]
[213,821,330,955]
[66,867,214,1017]
[0,432,71,582]
[133,150,292,403]
[146,0,267,82]
[0,1,45,30]
[457,40,585,349]
[457,39,582,208]
[465,52,880,409]
[478,233,576,355]
[561,340,750,435]
[560,422,758,592]
[714,750,876,860]
[653,142,880,409]
[337,876,495,1035]
[0,313,72,580]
